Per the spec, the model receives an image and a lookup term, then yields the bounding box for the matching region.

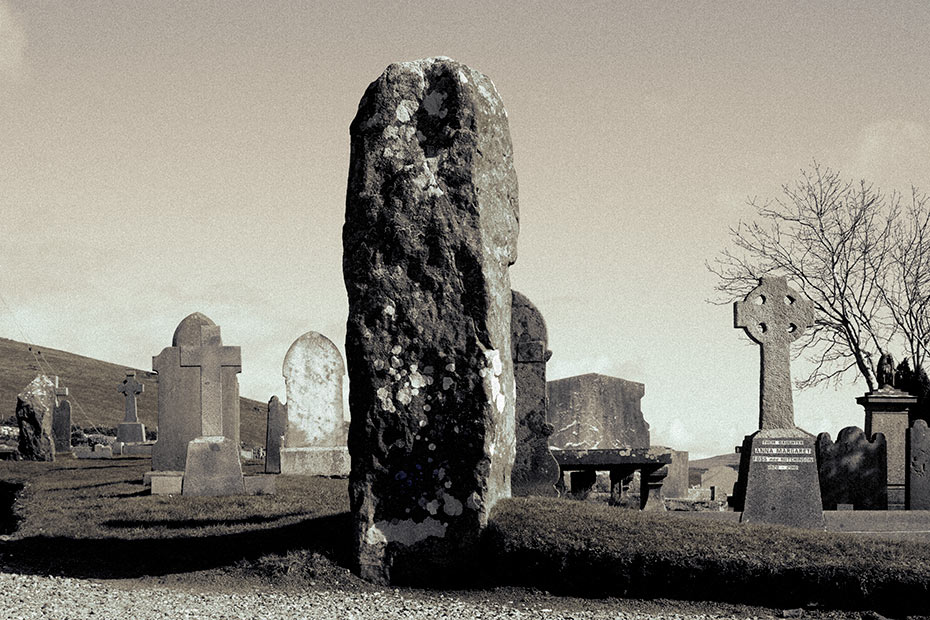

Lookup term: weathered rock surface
[816,426,887,510]
[511,290,559,497]
[344,57,519,584]
[548,373,650,450]
[16,375,57,461]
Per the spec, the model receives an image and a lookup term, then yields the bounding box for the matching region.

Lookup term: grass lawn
[1,456,929,616]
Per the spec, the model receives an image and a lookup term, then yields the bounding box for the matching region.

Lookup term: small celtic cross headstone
[734,276,814,430]
[118,371,144,424]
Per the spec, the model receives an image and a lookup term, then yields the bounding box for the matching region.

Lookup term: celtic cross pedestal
[732,276,824,529]
[734,276,815,430]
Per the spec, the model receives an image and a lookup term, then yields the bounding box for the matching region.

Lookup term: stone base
[145,470,183,488]
[738,429,824,529]
[74,445,113,459]
[114,442,154,457]
[280,446,350,476]
[151,471,184,495]
[182,436,245,496]
[244,475,276,495]
[116,422,146,444]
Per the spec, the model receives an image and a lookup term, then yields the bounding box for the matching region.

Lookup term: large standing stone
[815,427,887,510]
[344,57,519,584]
[732,277,824,528]
[152,313,241,472]
[16,375,57,461]
[548,373,650,450]
[278,332,349,476]
[116,371,146,444]
[907,419,930,509]
[511,291,559,497]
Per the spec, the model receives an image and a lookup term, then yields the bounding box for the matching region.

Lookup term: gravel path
[0,571,865,620]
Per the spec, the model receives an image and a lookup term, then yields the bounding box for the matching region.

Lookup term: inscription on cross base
[180,325,241,437]
[734,276,814,430]
[118,371,145,424]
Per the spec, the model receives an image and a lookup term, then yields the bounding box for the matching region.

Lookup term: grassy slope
[1,458,929,615]
[0,337,267,448]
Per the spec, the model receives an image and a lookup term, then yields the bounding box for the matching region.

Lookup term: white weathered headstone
[279,331,349,476]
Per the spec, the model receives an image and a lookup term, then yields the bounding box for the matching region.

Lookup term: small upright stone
[265,396,286,474]
[16,375,57,461]
[116,371,146,444]
[732,276,823,528]
[51,377,71,453]
[511,291,559,497]
[344,57,519,584]
[278,332,349,476]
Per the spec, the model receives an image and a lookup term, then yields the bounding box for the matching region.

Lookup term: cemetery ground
[0,458,927,619]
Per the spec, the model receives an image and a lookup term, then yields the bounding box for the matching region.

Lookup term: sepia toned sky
[1,1,929,458]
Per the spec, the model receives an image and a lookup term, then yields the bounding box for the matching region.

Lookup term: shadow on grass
[0,512,353,580]
[101,512,307,529]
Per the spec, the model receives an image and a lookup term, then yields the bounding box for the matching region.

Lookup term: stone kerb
[278,331,349,476]
[816,427,887,510]
[732,277,824,529]
[344,57,519,584]
[510,290,559,497]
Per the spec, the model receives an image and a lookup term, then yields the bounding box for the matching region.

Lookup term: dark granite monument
[816,426,887,510]
[732,276,824,528]
[511,290,559,497]
[344,57,519,584]
[548,373,650,450]
[51,377,71,453]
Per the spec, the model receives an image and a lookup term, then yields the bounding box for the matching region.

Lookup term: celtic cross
[734,276,815,430]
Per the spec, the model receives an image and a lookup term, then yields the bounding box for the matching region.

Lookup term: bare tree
[876,189,930,373]
[709,163,902,393]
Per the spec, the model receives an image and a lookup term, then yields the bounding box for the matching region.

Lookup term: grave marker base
[280,446,350,476]
[116,422,146,444]
[182,436,245,496]
[738,428,824,529]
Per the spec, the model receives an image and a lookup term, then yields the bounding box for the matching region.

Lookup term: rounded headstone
[282,331,346,447]
[172,312,216,347]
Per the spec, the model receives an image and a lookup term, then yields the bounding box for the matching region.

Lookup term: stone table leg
[609,466,635,506]
[570,470,596,499]
[640,465,668,512]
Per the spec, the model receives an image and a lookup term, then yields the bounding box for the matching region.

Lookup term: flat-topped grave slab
[552,447,672,511]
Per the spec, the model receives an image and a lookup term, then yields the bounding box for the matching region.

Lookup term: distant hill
[0,337,267,449]
[688,452,740,487]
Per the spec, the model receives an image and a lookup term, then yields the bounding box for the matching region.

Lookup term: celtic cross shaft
[734,277,814,430]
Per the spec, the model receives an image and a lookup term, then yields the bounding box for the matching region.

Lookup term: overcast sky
[1,1,928,458]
